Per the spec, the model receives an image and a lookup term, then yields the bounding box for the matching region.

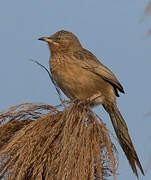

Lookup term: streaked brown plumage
[39,30,144,177]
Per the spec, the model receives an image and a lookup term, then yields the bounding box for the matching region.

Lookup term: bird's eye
[56,37,62,43]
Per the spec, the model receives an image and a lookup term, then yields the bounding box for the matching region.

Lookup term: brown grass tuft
[0,102,118,180]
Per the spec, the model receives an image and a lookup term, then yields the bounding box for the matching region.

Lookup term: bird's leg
[88,92,105,105]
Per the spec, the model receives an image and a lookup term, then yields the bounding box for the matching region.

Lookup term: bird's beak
[38,37,53,43]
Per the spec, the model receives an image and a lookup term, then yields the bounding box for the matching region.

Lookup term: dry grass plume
[143,1,151,36]
[0,102,118,180]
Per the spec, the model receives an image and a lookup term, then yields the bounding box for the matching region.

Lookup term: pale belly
[50,60,114,105]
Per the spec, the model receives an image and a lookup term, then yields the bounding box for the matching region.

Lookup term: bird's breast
[49,55,113,102]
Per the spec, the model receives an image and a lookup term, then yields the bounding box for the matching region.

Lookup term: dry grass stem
[144,2,151,16]
[0,102,118,180]
[143,1,151,36]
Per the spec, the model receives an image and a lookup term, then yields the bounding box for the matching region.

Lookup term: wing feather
[73,48,125,96]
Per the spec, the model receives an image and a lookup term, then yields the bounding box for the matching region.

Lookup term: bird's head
[38,30,82,54]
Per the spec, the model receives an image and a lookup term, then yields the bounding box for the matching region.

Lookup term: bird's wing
[73,48,125,95]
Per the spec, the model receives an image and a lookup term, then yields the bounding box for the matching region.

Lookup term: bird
[38,30,144,178]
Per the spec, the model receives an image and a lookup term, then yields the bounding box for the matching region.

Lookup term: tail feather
[103,103,144,178]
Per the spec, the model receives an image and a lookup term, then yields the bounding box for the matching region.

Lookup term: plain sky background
[0,0,151,179]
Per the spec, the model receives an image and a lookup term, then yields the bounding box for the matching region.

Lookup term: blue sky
[0,0,151,179]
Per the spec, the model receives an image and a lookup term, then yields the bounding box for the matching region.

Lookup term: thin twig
[29,59,65,105]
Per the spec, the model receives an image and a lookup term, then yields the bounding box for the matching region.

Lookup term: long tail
[103,103,144,178]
